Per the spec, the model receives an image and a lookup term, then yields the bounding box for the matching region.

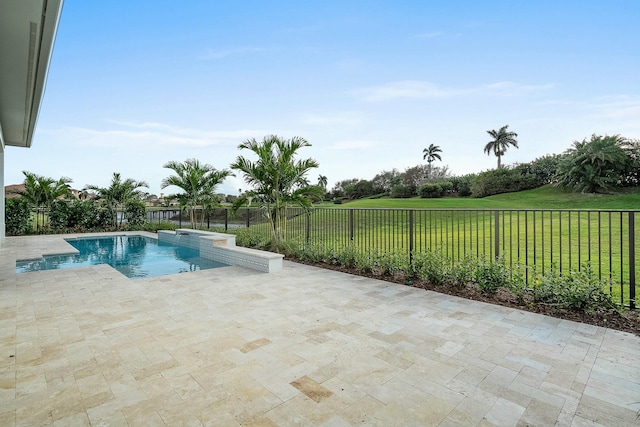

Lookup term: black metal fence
[149,207,638,308]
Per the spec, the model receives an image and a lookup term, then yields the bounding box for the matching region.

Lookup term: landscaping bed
[293,259,640,336]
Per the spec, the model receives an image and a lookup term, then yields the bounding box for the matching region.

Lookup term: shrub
[231,227,271,249]
[450,255,478,287]
[411,250,448,285]
[390,184,415,198]
[125,200,147,226]
[418,183,444,198]
[529,264,617,310]
[439,181,454,194]
[5,198,31,235]
[471,167,540,198]
[474,257,510,293]
[450,174,474,197]
[141,221,178,232]
[336,245,359,268]
[48,199,114,230]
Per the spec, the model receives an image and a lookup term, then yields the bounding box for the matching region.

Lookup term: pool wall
[158,229,284,273]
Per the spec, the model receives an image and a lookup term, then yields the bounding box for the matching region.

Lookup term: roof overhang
[0,0,64,150]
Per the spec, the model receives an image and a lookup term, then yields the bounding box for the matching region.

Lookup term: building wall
[1,148,5,245]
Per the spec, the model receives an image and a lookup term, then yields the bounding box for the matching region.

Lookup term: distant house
[4,185,83,201]
[4,184,25,199]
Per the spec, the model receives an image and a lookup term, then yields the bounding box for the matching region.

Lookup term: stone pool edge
[158,229,284,273]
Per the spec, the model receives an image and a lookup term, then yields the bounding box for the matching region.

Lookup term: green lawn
[283,186,639,306]
[318,186,640,210]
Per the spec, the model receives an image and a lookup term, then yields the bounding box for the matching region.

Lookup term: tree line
[6,131,639,239]
[331,131,639,201]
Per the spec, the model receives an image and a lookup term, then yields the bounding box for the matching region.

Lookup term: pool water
[15,235,230,279]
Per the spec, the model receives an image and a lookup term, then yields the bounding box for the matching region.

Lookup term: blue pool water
[16,235,230,279]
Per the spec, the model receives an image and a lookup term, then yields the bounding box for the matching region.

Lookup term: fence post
[224,209,228,231]
[409,210,414,265]
[179,210,182,227]
[629,211,636,310]
[207,211,210,229]
[306,212,311,244]
[349,209,354,242]
[494,210,500,260]
[246,208,250,228]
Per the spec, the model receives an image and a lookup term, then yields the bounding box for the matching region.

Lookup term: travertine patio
[1,234,639,426]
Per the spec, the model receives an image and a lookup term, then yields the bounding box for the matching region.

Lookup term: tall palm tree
[86,172,148,226]
[317,174,328,189]
[422,144,443,177]
[484,125,519,169]
[231,135,323,247]
[161,159,232,229]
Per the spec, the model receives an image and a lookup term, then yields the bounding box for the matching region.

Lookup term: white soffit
[0,0,64,148]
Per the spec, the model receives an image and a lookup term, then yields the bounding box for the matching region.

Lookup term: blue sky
[6,0,640,196]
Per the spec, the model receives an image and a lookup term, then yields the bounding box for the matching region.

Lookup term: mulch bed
[292,259,640,336]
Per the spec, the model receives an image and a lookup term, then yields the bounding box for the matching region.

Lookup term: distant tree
[556,134,633,193]
[484,125,519,169]
[622,138,640,186]
[161,159,232,229]
[86,172,148,226]
[372,169,401,195]
[231,135,322,248]
[331,178,359,199]
[422,144,442,176]
[317,174,328,189]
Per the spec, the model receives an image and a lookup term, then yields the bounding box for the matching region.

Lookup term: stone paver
[1,234,639,426]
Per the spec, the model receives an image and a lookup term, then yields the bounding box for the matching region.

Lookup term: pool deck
[1,233,639,426]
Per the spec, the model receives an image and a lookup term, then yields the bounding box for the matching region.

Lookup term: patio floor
[1,234,639,426]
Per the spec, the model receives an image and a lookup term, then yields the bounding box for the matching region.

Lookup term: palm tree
[422,144,442,177]
[230,135,323,247]
[86,173,148,226]
[556,134,632,193]
[484,125,519,169]
[317,174,328,189]
[161,159,232,229]
[16,171,72,229]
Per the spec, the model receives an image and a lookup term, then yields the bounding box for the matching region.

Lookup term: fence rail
[150,207,639,309]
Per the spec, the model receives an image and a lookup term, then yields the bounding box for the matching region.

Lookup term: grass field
[263,186,639,306]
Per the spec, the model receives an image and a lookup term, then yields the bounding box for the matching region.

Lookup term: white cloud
[588,96,640,120]
[355,80,553,102]
[47,121,268,149]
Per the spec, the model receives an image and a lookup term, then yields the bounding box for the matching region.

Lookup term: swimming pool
[15,235,230,279]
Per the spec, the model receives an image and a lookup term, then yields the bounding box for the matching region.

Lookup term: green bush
[411,250,448,285]
[390,184,415,198]
[141,221,179,232]
[450,255,478,287]
[418,183,444,198]
[124,200,147,226]
[5,198,31,235]
[439,181,454,194]
[230,227,271,249]
[528,264,617,310]
[450,174,474,197]
[471,167,541,198]
[475,257,510,293]
[48,199,114,230]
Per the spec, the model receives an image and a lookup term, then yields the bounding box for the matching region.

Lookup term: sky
[6,0,640,196]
